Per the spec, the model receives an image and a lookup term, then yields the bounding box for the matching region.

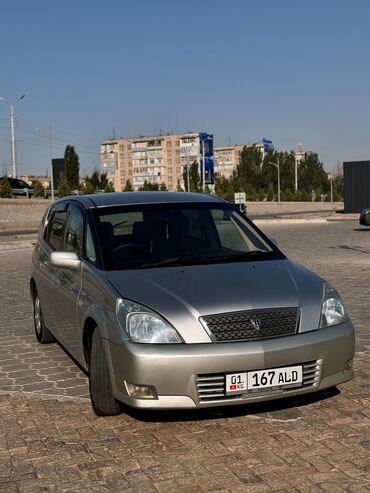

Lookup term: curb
[254,218,329,225]
[254,217,359,225]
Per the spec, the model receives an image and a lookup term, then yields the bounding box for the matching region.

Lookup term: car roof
[58,191,227,208]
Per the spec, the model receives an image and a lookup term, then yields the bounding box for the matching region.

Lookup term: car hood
[106,259,324,343]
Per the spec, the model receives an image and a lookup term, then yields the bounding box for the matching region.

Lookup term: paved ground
[0,221,369,492]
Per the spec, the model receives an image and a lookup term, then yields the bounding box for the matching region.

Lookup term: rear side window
[46,210,68,250]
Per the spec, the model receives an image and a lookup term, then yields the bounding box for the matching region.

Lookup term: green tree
[100,173,108,190]
[58,172,71,197]
[84,172,115,194]
[139,181,160,191]
[160,183,167,191]
[267,183,275,201]
[64,145,80,190]
[32,180,45,198]
[182,161,201,192]
[83,179,95,195]
[123,180,133,191]
[176,180,184,192]
[298,153,329,195]
[236,146,263,190]
[88,171,101,190]
[189,161,201,192]
[104,181,115,193]
[0,177,12,198]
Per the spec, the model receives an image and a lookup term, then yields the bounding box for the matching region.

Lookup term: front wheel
[33,290,56,344]
[89,328,122,416]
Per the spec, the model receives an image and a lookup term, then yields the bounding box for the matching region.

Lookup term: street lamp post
[269,161,281,203]
[294,154,298,193]
[0,95,26,178]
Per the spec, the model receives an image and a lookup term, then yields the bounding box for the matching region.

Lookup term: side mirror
[50,251,81,270]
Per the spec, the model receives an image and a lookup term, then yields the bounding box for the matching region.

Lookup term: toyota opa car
[30,192,355,416]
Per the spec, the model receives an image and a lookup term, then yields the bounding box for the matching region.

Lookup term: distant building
[343,160,370,213]
[214,144,264,179]
[100,132,214,191]
[19,175,51,189]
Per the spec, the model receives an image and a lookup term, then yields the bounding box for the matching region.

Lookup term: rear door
[35,202,69,331]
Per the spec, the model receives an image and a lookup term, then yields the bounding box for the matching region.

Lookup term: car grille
[196,360,322,403]
[201,307,299,343]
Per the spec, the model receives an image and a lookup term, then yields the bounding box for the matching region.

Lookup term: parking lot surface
[0,220,369,492]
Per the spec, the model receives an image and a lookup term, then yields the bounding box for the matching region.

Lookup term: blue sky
[0,0,370,176]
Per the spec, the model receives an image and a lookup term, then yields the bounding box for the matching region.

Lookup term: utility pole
[202,139,205,192]
[35,126,54,201]
[48,127,54,201]
[0,94,26,178]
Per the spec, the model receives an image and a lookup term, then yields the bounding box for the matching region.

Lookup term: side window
[86,223,97,264]
[46,209,68,250]
[63,204,84,256]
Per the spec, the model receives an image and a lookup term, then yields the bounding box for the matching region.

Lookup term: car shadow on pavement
[121,386,340,423]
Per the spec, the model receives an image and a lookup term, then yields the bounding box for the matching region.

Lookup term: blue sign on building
[199,133,214,184]
[262,138,273,153]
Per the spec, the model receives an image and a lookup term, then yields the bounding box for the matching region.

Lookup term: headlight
[320,283,347,328]
[116,298,182,343]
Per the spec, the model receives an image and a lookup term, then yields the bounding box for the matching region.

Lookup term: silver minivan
[30,192,355,416]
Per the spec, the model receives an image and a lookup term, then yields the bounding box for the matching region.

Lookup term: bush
[0,177,13,198]
[32,180,45,198]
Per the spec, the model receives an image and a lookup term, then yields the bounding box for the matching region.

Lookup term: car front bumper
[105,320,355,409]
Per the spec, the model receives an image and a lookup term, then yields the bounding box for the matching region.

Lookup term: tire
[33,289,56,344]
[89,328,122,416]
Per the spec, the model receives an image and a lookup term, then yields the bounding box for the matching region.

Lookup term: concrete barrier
[0,198,344,232]
[0,199,50,231]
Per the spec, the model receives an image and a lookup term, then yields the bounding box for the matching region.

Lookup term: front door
[53,203,85,361]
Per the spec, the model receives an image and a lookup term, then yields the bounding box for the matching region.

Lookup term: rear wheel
[89,328,122,416]
[33,290,56,344]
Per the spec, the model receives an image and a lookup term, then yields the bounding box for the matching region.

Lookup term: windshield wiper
[130,251,274,269]
[197,251,274,264]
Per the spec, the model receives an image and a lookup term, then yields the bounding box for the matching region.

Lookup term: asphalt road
[0,220,369,492]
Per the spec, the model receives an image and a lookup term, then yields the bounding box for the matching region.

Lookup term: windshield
[94,202,280,270]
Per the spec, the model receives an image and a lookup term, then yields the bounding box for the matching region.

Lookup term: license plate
[226,365,303,395]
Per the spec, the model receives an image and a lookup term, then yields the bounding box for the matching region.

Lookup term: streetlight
[0,94,26,178]
[269,161,281,203]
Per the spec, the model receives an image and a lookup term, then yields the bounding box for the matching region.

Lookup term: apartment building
[100,132,214,192]
[214,144,264,179]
